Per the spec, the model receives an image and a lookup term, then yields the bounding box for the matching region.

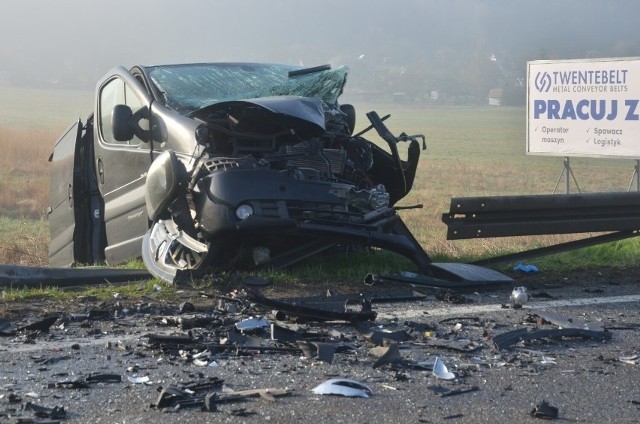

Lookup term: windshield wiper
[288,64,331,77]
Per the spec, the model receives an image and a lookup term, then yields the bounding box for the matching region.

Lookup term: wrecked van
[48,62,438,283]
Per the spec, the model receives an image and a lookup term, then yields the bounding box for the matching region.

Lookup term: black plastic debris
[494,310,613,351]
[404,320,437,333]
[248,290,376,322]
[443,413,465,420]
[279,289,427,311]
[46,373,120,389]
[529,291,557,299]
[146,333,197,348]
[220,387,293,403]
[154,379,293,411]
[178,302,196,314]
[369,343,404,368]
[222,330,253,346]
[353,321,412,346]
[208,341,300,356]
[87,308,113,321]
[297,341,338,364]
[428,385,480,397]
[427,385,451,395]
[436,289,468,304]
[23,401,67,420]
[270,323,319,344]
[85,373,122,383]
[32,355,70,366]
[530,400,559,419]
[155,385,195,409]
[424,338,483,353]
[439,316,481,324]
[244,275,271,287]
[178,315,222,330]
[0,318,16,336]
[48,380,91,389]
[5,401,67,422]
[19,316,59,333]
[153,378,224,409]
[202,392,219,412]
[227,407,257,417]
[364,267,512,289]
[493,327,612,351]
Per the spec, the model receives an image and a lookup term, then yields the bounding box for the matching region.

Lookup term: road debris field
[1,271,639,423]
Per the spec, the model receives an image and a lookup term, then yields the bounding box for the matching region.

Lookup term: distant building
[488,88,503,106]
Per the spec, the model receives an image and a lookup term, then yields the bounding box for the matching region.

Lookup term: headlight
[235,204,254,220]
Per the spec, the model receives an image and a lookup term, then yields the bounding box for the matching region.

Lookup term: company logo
[535,72,552,92]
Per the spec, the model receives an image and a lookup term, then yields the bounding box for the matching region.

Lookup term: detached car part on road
[48,62,511,286]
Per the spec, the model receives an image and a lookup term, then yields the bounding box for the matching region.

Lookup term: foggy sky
[1,0,639,89]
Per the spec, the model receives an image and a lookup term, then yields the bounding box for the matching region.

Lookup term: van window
[99,78,145,145]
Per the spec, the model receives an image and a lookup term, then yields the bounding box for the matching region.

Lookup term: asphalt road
[0,274,639,423]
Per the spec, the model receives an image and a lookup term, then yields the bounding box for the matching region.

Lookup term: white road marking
[376,294,640,320]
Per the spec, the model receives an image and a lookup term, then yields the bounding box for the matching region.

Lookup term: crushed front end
[141,64,428,284]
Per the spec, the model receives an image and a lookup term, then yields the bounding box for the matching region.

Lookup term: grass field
[1,85,639,273]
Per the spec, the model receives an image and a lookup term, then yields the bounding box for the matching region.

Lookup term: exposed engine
[143,93,425,282]
[188,97,392,216]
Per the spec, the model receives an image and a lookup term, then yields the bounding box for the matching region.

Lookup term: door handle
[97,157,104,185]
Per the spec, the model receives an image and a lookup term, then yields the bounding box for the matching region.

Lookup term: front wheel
[142,218,209,284]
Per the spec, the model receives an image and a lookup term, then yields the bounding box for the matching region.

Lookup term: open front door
[48,117,105,267]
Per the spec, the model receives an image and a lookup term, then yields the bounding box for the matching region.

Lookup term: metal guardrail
[443,191,640,239]
[442,191,640,266]
[0,265,151,289]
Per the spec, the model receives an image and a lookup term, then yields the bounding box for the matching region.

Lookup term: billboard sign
[527,57,640,158]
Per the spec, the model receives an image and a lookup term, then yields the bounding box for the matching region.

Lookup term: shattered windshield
[146,63,348,114]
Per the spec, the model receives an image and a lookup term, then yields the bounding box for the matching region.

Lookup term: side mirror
[340,104,356,135]
[112,104,134,141]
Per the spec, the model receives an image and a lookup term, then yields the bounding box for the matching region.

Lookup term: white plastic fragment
[127,375,150,384]
[619,355,638,365]
[312,378,373,398]
[432,357,455,380]
[540,356,557,365]
[235,316,270,331]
